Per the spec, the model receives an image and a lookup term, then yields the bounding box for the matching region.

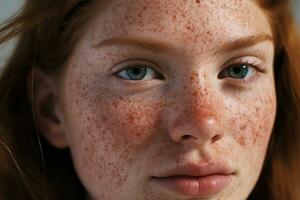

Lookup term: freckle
[98,174,103,180]
[190,75,195,81]
[240,124,247,130]
[196,0,201,4]
[84,146,89,153]
[135,131,142,137]
[127,113,135,123]
[255,107,260,112]
[192,91,199,97]
[238,136,246,146]
[252,134,258,144]
[101,115,107,123]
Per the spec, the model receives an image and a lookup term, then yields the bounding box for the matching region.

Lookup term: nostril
[182,135,193,140]
[211,134,223,143]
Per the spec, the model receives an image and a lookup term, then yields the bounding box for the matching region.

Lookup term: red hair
[0,0,299,199]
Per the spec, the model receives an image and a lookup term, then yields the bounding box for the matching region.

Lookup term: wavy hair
[0,0,299,199]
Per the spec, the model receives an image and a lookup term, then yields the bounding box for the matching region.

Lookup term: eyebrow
[94,36,174,53]
[217,34,274,54]
[94,34,273,54]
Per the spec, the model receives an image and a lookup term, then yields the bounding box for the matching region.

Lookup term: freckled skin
[57,0,276,199]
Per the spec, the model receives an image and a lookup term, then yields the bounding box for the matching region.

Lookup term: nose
[169,113,223,145]
[164,76,224,146]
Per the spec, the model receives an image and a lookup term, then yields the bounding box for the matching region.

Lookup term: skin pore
[36,0,276,199]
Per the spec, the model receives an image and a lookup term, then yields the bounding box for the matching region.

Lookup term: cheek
[215,87,276,194]
[232,93,276,148]
[64,70,164,190]
[92,93,164,159]
[221,86,277,175]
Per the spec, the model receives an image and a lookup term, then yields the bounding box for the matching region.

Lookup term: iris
[125,67,147,80]
[227,64,249,79]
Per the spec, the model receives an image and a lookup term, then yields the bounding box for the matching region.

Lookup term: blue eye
[117,65,163,81]
[124,66,147,80]
[219,63,255,80]
[227,64,249,79]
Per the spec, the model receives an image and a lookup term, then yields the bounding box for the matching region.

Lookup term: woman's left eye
[218,63,256,80]
[116,65,163,81]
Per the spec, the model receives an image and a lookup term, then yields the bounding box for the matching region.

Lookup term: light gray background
[1,0,300,69]
[0,0,23,70]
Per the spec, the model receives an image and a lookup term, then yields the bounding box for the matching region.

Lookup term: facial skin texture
[53,0,276,199]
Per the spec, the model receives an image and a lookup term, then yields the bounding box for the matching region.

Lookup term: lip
[151,162,235,197]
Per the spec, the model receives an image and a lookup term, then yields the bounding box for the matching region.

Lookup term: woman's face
[58,0,276,199]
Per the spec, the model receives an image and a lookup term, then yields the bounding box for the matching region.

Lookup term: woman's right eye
[116,65,164,81]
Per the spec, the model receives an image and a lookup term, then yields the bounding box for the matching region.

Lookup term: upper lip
[152,162,235,178]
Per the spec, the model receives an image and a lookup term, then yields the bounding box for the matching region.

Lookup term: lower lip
[151,174,233,197]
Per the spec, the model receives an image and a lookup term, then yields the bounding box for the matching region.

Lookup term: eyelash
[218,58,264,84]
[113,59,164,81]
[114,58,264,84]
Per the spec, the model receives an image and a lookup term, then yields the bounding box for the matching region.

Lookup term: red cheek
[95,96,163,150]
[236,121,247,146]
[186,25,196,33]
[235,98,274,147]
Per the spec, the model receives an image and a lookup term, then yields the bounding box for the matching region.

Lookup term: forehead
[86,0,272,53]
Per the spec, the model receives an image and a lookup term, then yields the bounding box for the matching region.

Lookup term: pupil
[132,68,141,74]
[233,67,242,74]
[126,66,147,80]
[229,65,248,78]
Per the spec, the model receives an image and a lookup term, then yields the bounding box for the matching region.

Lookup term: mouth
[151,174,234,197]
[150,162,235,197]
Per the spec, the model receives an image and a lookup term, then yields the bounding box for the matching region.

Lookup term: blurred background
[1,0,300,70]
[0,0,23,70]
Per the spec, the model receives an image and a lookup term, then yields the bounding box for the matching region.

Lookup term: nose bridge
[177,70,216,119]
[165,71,223,145]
